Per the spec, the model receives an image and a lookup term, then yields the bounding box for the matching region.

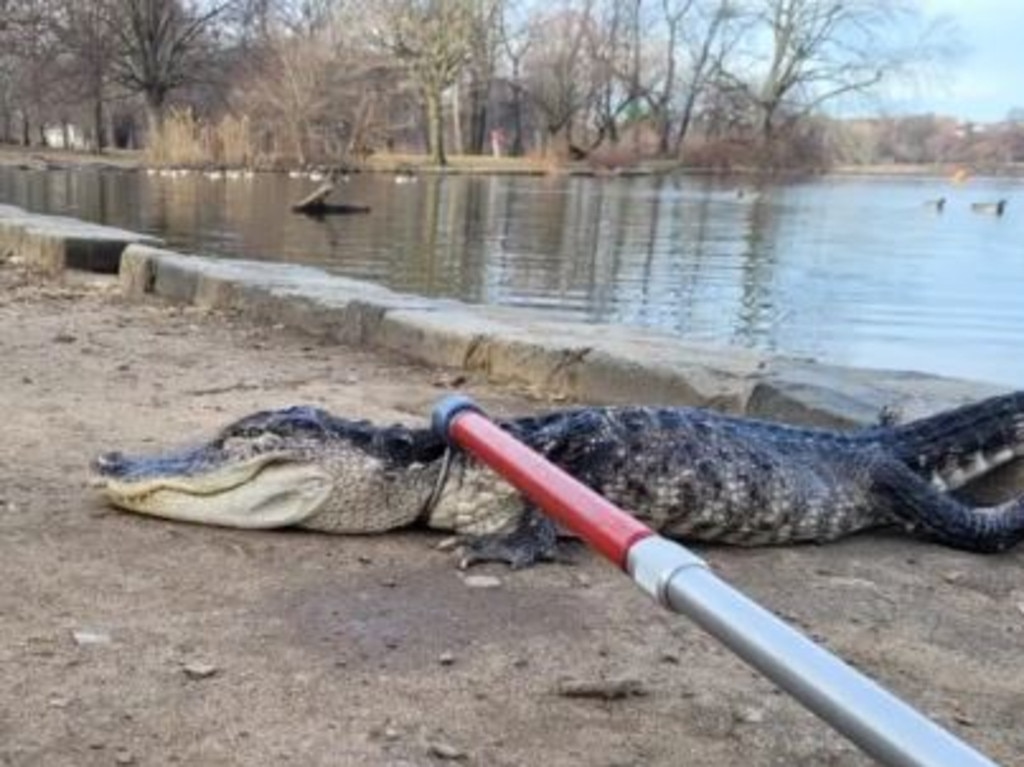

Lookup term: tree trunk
[145,95,165,148]
[451,82,463,155]
[467,76,488,154]
[546,123,572,161]
[425,86,446,166]
[672,89,700,157]
[656,109,671,156]
[93,97,106,154]
[509,62,524,156]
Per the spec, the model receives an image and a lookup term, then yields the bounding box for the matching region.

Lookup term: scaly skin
[92,392,1024,565]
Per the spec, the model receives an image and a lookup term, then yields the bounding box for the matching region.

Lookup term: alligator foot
[459,507,566,569]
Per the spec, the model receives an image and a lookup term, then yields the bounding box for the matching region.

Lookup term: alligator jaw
[94,454,334,529]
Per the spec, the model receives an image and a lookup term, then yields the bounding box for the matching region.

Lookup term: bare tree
[462,0,502,154]
[373,0,476,165]
[41,0,119,151]
[238,32,331,164]
[585,0,642,149]
[495,0,532,155]
[521,0,599,159]
[667,0,737,154]
[1,1,64,145]
[723,0,944,152]
[107,0,231,139]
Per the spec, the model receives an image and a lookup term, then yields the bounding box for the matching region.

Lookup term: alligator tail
[871,454,1024,553]
[886,390,1024,489]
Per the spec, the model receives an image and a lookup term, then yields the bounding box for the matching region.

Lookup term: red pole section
[433,397,653,569]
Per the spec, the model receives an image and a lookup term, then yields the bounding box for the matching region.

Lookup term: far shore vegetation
[1,1,1022,177]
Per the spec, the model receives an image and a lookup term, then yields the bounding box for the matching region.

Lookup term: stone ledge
[0,204,160,274]
[115,241,1007,428]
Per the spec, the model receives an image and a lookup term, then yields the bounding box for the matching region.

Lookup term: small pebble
[181,661,218,680]
[427,741,466,761]
[463,574,502,589]
[438,651,456,666]
[556,677,648,700]
[72,630,111,646]
[734,706,765,724]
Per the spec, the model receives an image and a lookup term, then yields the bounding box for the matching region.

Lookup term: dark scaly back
[882,391,1024,487]
[494,405,891,543]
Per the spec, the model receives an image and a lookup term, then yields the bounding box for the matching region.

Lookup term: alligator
[91,391,1024,567]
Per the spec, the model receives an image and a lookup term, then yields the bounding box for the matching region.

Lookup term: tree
[462,0,502,154]
[373,0,477,165]
[107,0,230,139]
[495,0,533,155]
[722,0,946,153]
[521,1,599,159]
[44,0,119,151]
[0,1,62,145]
[665,0,738,155]
[585,0,642,149]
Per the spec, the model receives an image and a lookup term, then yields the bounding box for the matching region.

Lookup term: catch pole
[431,395,999,767]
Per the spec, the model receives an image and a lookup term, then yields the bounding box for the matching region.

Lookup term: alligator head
[91,406,447,533]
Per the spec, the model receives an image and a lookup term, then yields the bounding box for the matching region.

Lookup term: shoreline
[0,200,1010,431]
[3,143,1022,180]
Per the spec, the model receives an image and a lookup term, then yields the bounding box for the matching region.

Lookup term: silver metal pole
[627,536,999,767]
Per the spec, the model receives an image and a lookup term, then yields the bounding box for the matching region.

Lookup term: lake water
[1,166,1022,387]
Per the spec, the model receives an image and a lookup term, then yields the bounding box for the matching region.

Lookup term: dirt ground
[1,261,1021,767]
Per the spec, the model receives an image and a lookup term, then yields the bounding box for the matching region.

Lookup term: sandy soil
[1,261,1021,767]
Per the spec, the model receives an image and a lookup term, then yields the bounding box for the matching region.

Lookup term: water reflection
[1,167,1022,386]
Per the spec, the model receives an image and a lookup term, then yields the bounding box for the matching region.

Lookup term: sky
[903,0,1024,121]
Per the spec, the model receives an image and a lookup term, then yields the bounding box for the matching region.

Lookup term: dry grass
[147,109,258,168]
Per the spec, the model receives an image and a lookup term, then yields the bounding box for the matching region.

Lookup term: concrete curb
[0,203,160,275]
[116,242,1007,429]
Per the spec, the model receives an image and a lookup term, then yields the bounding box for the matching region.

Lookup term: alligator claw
[458,508,563,569]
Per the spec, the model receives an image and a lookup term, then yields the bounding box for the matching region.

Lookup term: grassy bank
[2,143,1021,180]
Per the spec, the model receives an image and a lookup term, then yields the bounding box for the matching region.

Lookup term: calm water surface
[2,167,1022,387]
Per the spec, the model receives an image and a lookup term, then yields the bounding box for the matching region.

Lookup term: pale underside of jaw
[97,455,333,529]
